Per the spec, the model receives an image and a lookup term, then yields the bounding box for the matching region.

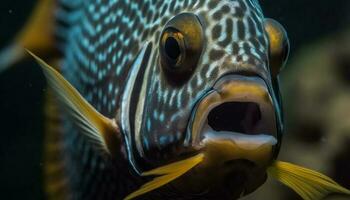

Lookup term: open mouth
[208,102,261,134]
[190,75,278,151]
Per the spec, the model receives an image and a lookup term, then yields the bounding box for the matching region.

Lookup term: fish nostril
[207,102,262,134]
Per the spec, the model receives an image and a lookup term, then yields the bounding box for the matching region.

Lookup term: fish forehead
[142,0,269,150]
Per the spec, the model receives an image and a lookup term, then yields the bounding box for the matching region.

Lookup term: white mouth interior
[201,123,277,150]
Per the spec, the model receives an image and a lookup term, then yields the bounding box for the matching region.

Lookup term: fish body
[3,0,350,199]
[52,0,282,199]
[49,0,281,197]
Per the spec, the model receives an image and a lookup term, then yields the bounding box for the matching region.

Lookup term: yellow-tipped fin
[124,153,204,200]
[268,161,350,200]
[28,50,118,156]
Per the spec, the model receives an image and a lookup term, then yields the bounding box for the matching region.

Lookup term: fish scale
[52,0,269,198]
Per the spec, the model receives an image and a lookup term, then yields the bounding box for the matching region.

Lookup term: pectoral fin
[124,153,204,200]
[268,161,350,200]
[28,51,118,156]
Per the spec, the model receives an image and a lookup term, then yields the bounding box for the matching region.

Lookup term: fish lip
[202,131,277,150]
[186,74,279,154]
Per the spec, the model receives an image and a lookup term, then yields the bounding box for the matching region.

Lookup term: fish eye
[161,28,185,66]
[160,13,204,85]
[264,18,290,78]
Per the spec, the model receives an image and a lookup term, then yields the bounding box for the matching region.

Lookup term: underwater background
[1,0,350,199]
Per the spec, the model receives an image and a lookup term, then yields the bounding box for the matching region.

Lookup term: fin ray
[268,161,350,200]
[124,153,204,200]
[28,51,118,155]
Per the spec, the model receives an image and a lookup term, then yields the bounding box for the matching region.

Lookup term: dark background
[1,0,350,199]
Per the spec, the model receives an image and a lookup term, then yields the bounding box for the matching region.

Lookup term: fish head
[121,0,289,196]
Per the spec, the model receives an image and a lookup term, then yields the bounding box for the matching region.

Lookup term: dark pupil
[165,37,181,60]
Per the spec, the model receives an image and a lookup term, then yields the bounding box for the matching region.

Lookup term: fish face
[126,0,289,191]
[175,74,280,198]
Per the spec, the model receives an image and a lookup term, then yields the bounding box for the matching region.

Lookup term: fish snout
[190,74,278,167]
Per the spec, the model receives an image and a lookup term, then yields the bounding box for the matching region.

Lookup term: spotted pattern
[141,0,270,160]
[55,0,272,198]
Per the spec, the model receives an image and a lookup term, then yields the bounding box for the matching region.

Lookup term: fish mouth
[189,74,278,166]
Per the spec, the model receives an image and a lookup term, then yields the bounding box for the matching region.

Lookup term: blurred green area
[1,0,350,199]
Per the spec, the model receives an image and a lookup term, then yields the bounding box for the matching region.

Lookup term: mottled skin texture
[55,0,274,199]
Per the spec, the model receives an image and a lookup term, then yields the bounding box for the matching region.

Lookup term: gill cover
[119,43,153,174]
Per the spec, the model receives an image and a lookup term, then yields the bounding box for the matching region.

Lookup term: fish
[2,0,350,199]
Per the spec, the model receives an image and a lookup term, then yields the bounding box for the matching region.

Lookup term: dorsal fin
[28,50,119,156]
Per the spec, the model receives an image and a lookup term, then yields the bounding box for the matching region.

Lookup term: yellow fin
[16,0,55,52]
[27,50,119,156]
[124,153,204,200]
[0,0,56,72]
[268,161,350,200]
